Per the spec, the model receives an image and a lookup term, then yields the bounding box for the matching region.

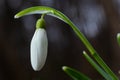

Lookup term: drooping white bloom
[30,28,48,71]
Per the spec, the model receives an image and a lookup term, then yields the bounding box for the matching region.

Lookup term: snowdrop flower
[30,17,48,71]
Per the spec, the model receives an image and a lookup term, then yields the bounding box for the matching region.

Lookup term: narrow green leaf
[83,51,112,80]
[62,66,91,80]
[117,33,120,46]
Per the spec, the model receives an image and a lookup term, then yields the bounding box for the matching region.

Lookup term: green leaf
[83,51,112,80]
[62,66,91,80]
[117,33,120,46]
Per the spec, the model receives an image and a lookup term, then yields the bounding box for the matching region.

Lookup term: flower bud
[31,16,48,71]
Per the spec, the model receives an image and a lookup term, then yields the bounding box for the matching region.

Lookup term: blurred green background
[0,0,120,80]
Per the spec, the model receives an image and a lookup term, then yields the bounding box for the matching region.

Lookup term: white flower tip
[32,65,40,71]
[31,62,45,71]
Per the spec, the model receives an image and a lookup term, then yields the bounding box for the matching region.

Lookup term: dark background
[0,0,120,80]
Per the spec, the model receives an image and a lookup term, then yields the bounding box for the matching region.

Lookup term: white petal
[30,28,48,71]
